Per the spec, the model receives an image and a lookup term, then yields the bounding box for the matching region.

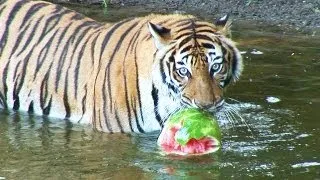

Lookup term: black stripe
[168,55,175,62]
[156,46,177,85]
[132,28,147,132]
[99,18,133,61]
[123,73,134,132]
[12,69,20,110]
[101,69,113,132]
[98,109,104,132]
[151,84,162,127]
[122,25,145,132]
[12,74,20,104]
[122,61,134,132]
[231,49,238,76]
[159,57,167,84]
[15,50,33,101]
[71,13,83,20]
[221,44,228,63]
[104,20,138,113]
[202,43,215,49]
[129,29,142,53]
[174,32,192,41]
[37,7,69,41]
[178,36,193,49]
[13,96,20,111]
[40,68,49,111]
[9,21,32,60]
[96,20,134,130]
[0,0,24,56]
[63,73,71,118]
[20,2,48,29]
[33,30,59,80]
[90,32,101,66]
[0,91,7,108]
[1,1,26,100]
[196,29,217,34]
[213,56,222,61]
[60,25,97,98]
[176,25,193,34]
[180,45,192,54]
[0,5,6,14]
[28,101,34,113]
[72,26,96,98]
[131,97,144,133]
[63,26,84,118]
[55,42,73,92]
[195,34,214,41]
[166,60,180,93]
[155,19,171,26]
[43,96,52,115]
[2,61,9,101]
[92,49,111,131]
[92,100,97,130]
[173,19,191,27]
[16,16,44,57]
[134,48,145,129]
[104,112,113,133]
[13,61,22,81]
[194,23,212,28]
[227,44,239,84]
[81,85,87,116]
[114,107,124,133]
[177,61,184,65]
[54,23,72,92]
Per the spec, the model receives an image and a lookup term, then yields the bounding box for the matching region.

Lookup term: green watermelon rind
[167,108,222,146]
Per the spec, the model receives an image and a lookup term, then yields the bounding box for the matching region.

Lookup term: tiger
[0,0,243,133]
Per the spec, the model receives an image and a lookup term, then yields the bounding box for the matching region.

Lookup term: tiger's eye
[212,64,221,71]
[177,67,189,77]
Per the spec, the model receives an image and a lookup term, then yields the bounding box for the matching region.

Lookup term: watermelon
[157,108,221,155]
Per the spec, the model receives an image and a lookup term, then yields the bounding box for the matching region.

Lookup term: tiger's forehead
[171,19,217,36]
[172,26,224,67]
[170,19,222,55]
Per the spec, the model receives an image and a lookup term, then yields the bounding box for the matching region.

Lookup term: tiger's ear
[214,14,231,36]
[148,22,171,49]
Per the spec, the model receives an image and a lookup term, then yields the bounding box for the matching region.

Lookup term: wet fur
[0,0,242,133]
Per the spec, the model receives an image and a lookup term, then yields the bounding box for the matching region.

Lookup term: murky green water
[1,3,320,179]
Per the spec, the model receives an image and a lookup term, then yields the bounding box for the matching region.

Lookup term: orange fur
[0,0,242,133]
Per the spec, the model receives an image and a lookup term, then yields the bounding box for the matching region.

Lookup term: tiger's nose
[194,97,224,109]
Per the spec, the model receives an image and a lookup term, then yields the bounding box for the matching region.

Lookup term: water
[1,3,320,179]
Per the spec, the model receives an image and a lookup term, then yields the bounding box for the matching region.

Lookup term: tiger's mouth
[180,98,225,114]
[207,99,225,112]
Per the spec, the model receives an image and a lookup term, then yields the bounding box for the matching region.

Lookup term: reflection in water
[1,4,320,180]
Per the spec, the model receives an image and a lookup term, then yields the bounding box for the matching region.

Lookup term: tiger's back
[0,0,243,133]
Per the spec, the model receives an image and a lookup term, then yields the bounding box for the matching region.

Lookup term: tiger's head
[148,15,243,113]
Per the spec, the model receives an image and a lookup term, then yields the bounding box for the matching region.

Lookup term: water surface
[0,3,320,179]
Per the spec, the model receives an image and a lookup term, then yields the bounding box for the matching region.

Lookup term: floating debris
[240,51,247,54]
[296,134,310,138]
[266,96,281,103]
[292,162,320,168]
[250,49,264,55]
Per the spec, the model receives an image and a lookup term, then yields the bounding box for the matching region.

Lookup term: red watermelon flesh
[157,108,221,155]
[158,124,220,155]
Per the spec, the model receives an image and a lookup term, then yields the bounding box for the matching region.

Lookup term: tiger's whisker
[228,106,254,136]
